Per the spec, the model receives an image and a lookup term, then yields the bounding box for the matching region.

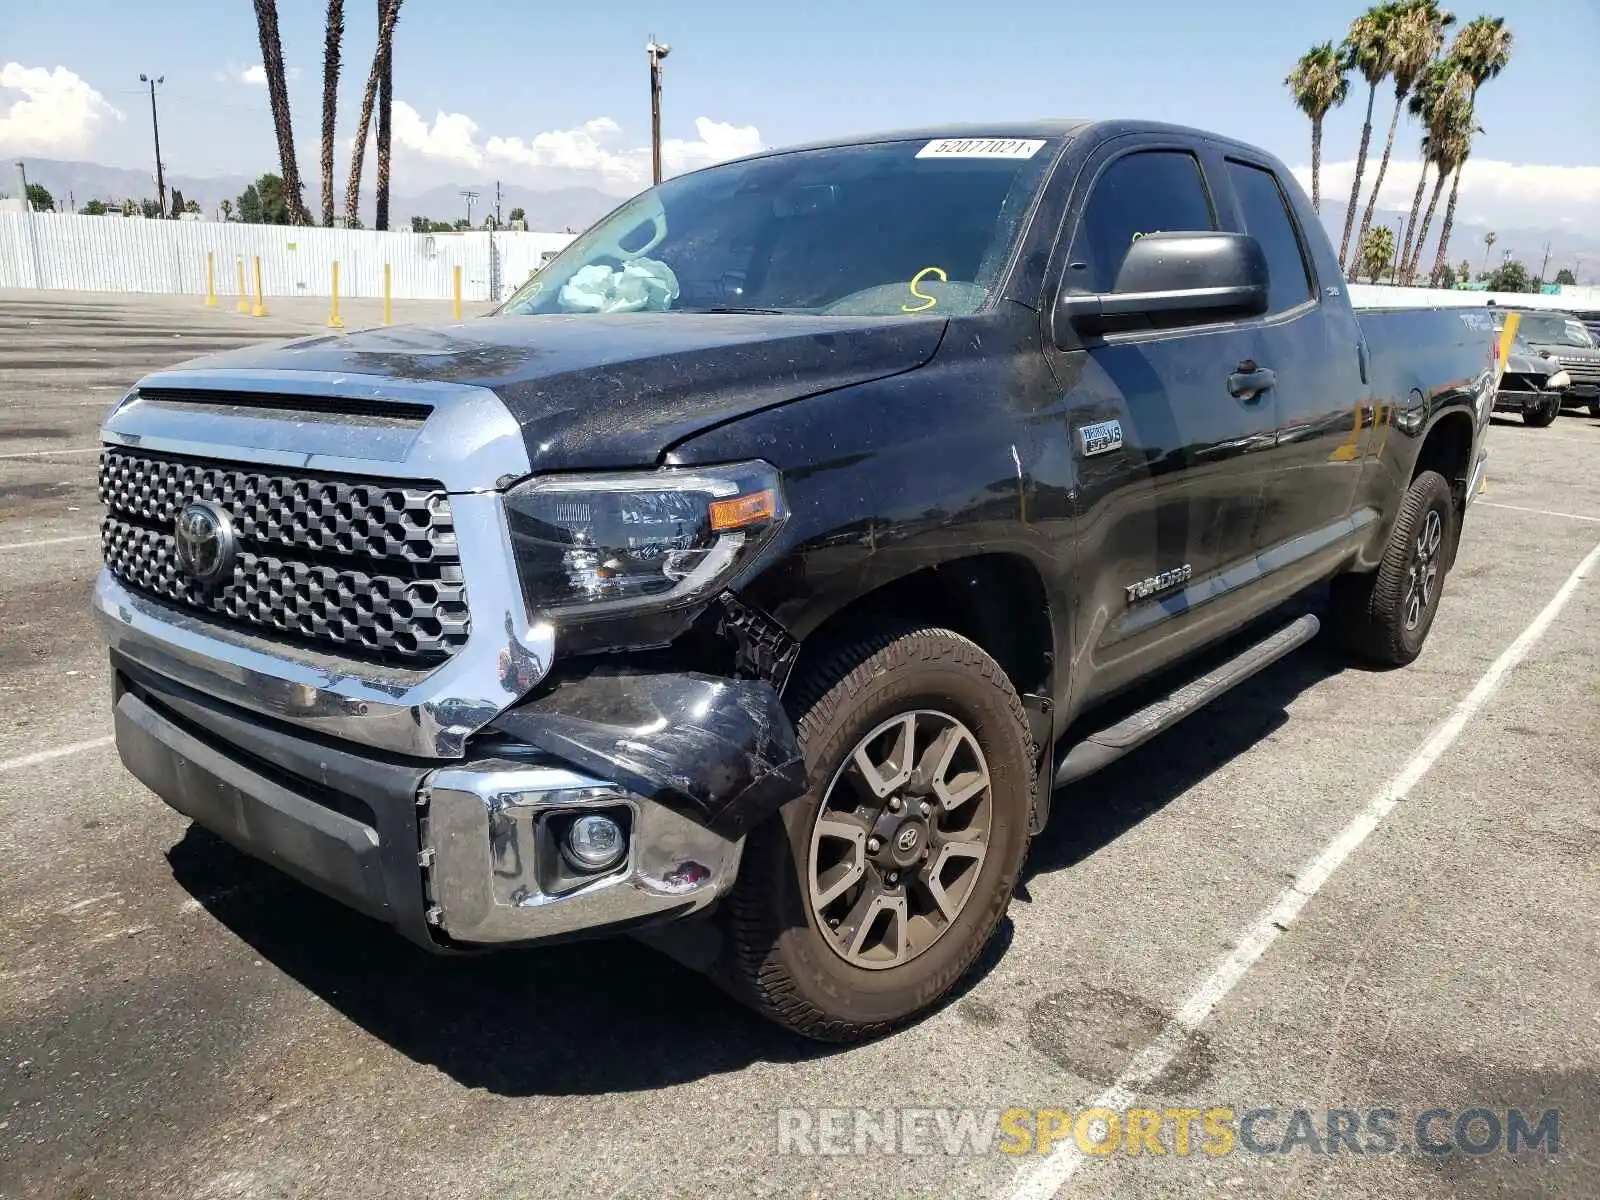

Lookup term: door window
[1225,160,1315,315]
[1066,151,1216,293]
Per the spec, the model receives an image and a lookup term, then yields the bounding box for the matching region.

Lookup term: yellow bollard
[203,251,218,307]
[451,264,462,320]
[251,256,268,318]
[383,263,393,325]
[328,261,345,329]
[235,257,250,313]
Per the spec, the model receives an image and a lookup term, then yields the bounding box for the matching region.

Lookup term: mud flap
[487,667,808,836]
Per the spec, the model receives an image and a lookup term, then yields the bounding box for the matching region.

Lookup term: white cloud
[390,101,761,191]
[213,62,298,86]
[390,102,484,168]
[0,62,123,155]
[1293,158,1600,231]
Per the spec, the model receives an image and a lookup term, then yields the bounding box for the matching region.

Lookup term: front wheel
[716,626,1033,1042]
[1331,469,1456,667]
[1523,398,1559,427]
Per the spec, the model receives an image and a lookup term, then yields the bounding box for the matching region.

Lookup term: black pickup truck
[95,120,1497,1041]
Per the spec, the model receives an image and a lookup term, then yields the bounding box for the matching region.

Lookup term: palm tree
[1338,3,1398,271]
[1396,56,1455,281]
[1481,230,1497,274]
[1286,42,1350,213]
[375,0,396,232]
[1355,0,1454,270]
[320,0,344,226]
[345,0,403,227]
[1360,224,1397,283]
[1429,17,1512,285]
[251,0,311,225]
[1404,80,1474,283]
[219,198,234,222]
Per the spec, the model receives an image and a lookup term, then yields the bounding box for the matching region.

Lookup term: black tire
[1523,399,1559,427]
[715,625,1033,1043]
[1589,399,1600,420]
[1330,469,1456,667]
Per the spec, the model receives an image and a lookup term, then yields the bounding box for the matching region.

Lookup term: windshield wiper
[677,305,792,315]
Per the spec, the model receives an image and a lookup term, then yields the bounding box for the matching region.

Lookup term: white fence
[0,212,576,302]
[1346,283,1600,314]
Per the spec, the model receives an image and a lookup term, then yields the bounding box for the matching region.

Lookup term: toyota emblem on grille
[173,502,237,583]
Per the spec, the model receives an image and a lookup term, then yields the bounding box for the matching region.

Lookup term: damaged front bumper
[110,654,805,949]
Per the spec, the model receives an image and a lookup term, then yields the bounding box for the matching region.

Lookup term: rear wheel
[1523,398,1559,427]
[1331,469,1456,667]
[1589,398,1600,420]
[716,626,1033,1042]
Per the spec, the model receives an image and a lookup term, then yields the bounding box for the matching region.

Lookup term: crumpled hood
[171,312,946,470]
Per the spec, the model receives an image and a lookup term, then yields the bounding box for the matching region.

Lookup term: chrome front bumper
[115,669,743,947]
[422,761,744,944]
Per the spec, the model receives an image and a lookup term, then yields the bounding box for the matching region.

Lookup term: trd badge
[1078,419,1123,457]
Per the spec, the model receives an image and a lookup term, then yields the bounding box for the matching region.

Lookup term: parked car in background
[1491,310,1573,427]
[1503,309,1600,418]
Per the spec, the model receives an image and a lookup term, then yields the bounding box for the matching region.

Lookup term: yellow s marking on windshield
[902,266,949,313]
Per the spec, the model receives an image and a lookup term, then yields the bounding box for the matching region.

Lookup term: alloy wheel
[1404,507,1444,631]
[807,710,993,970]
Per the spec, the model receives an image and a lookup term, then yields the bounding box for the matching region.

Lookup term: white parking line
[1479,501,1600,524]
[0,446,100,460]
[0,534,99,552]
[0,736,114,775]
[1008,537,1600,1200]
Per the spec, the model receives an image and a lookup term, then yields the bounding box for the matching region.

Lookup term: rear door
[1216,154,1367,560]
[1044,137,1280,707]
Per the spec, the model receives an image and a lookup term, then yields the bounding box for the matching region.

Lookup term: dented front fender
[487,667,808,835]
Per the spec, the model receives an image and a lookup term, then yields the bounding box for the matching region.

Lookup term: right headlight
[503,461,787,620]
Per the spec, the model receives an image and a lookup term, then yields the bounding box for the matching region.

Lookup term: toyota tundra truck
[95,120,1498,1041]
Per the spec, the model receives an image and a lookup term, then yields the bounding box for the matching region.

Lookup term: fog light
[562,814,626,872]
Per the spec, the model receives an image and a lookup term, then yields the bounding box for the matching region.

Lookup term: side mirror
[1054,231,1270,343]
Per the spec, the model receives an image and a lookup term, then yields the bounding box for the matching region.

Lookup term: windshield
[498,137,1058,318]
[1517,314,1596,348]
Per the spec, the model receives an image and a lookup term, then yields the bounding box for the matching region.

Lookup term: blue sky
[2,0,1596,235]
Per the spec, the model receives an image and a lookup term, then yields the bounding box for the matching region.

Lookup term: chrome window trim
[94,367,550,758]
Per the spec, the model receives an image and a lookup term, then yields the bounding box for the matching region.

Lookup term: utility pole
[139,74,166,216]
[459,188,480,228]
[647,35,671,186]
[494,180,502,228]
[1538,242,1552,286]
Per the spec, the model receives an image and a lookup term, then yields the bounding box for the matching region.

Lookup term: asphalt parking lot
[1,290,1597,1200]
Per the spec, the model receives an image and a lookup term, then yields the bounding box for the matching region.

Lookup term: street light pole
[647,36,670,186]
[139,74,166,217]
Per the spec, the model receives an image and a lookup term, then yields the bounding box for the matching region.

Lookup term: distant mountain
[10,157,620,233]
[1315,201,1599,283]
[400,183,619,232]
[11,158,254,217]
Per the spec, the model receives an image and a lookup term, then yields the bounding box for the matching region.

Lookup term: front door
[1045,140,1280,708]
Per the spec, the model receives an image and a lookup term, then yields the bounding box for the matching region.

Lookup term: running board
[1054,614,1321,787]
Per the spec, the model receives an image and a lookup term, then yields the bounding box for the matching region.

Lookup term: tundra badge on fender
[1078,419,1124,456]
[1126,564,1193,603]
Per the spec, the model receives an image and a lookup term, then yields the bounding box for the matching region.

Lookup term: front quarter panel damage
[487,667,806,836]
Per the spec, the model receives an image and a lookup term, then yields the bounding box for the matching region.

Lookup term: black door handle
[1228,363,1277,400]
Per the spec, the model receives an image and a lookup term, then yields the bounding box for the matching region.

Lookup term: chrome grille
[1555,356,1600,384]
[99,448,470,662]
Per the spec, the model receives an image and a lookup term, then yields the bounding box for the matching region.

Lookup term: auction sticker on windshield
[916,138,1046,159]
